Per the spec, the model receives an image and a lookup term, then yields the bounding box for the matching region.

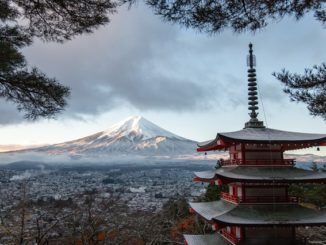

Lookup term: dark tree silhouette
[143,0,325,33]
[274,64,326,120]
[0,0,116,119]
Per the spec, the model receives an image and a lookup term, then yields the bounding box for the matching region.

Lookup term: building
[184,44,326,245]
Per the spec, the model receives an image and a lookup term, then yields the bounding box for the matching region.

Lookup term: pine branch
[274,63,326,120]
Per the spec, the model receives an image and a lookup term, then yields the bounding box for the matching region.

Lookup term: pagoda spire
[245,43,265,128]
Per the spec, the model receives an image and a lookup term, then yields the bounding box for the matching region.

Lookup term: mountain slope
[35,116,197,156]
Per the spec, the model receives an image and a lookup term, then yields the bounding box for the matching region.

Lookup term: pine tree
[144,0,325,34]
[204,183,221,201]
[274,64,326,120]
[0,0,117,119]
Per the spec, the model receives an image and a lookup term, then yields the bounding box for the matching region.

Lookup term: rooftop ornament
[245,43,265,128]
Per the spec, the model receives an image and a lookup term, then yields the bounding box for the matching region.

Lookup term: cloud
[1,5,324,125]
[0,100,24,124]
[13,4,211,123]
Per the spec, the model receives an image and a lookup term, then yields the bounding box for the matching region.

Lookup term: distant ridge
[1,116,324,164]
[24,116,197,157]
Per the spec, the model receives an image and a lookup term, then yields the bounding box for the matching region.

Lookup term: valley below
[1,160,326,244]
[0,160,214,244]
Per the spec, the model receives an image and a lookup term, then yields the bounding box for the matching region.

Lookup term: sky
[0,4,325,154]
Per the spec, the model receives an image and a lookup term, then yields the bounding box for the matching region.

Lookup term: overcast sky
[0,4,325,154]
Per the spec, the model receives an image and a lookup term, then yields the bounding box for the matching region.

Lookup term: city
[0,162,212,244]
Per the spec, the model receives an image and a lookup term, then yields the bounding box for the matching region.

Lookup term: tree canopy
[0,0,116,119]
[144,0,325,33]
[275,65,326,120]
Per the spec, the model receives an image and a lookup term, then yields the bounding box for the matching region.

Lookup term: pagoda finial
[245,43,265,128]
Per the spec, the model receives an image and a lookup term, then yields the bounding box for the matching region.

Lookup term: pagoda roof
[189,200,326,226]
[184,234,305,245]
[216,203,326,226]
[197,127,326,151]
[189,200,236,220]
[183,234,229,245]
[194,166,326,183]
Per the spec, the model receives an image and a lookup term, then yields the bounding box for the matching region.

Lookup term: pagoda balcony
[241,195,299,203]
[221,229,239,245]
[222,159,295,166]
[220,192,298,204]
[220,192,239,204]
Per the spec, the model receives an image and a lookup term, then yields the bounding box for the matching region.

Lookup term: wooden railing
[220,192,239,203]
[220,192,298,204]
[221,230,239,245]
[222,159,295,166]
[241,195,298,203]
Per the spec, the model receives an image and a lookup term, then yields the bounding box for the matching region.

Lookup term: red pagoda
[184,44,326,245]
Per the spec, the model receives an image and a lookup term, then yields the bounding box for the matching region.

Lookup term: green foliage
[144,0,325,34]
[289,164,326,208]
[162,197,189,220]
[274,64,326,120]
[204,183,220,201]
[0,1,117,42]
[0,0,117,119]
[215,158,223,169]
[203,183,227,202]
[289,183,326,208]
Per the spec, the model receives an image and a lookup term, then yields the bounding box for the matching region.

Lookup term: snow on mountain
[100,116,185,141]
[33,116,197,157]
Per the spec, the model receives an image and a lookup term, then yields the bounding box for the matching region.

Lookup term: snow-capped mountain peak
[99,116,184,141]
[30,116,196,157]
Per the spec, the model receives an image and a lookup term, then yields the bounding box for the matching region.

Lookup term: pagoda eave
[193,167,326,184]
[197,138,228,152]
[189,200,236,221]
[190,200,326,227]
[220,136,326,145]
[214,205,326,226]
[185,234,308,245]
[197,139,326,152]
[215,221,326,227]
[197,128,326,152]
[184,234,229,245]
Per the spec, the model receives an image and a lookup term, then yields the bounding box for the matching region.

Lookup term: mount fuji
[23,116,198,160]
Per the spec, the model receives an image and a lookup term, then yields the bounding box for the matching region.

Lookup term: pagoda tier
[184,234,229,245]
[197,127,326,152]
[184,232,307,245]
[193,166,326,183]
[189,200,326,226]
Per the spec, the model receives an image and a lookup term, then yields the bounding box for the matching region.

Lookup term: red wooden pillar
[233,184,237,197]
[242,184,246,203]
[291,226,295,240]
[285,185,289,202]
[241,226,245,240]
[231,226,236,237]
[241,143,245,163]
